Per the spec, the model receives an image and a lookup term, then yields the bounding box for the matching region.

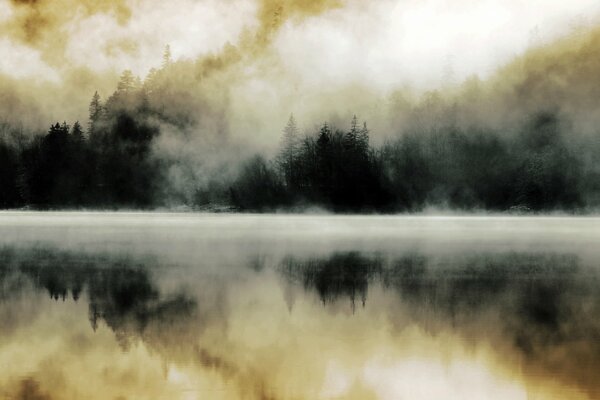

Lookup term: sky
[1,0,600,139]
[1,0,599,86]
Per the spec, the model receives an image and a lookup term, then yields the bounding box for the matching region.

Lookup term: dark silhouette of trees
[0,62,596,213]
[0,132,22,208]
[88,107,161,208]
[230,155,287,210]
[228,110,589,212]
[1,69,163,209]
[19,122,85,207]
[0,64,155,209]
[231,116,392,211]
[0,37,596,212]
[512,112,583,210]
[71,121,84,141]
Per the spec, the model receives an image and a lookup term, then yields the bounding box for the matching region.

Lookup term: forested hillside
[2,26,600,212]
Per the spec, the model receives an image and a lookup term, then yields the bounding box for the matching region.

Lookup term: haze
[1,0,600,129]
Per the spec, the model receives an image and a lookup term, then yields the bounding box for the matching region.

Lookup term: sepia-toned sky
[1,0,599,85]
[1,0,600,145]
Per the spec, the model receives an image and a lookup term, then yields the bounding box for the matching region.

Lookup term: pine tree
[345,115,359,149]
[358,121,369,153]
[60,121,70,135]
[144,67,158,94]
[71,121,84,142]
[317,123,331,149]
[316,123,333,194]
[88,91,103,133]
[117,70,137,92]
[276,114,299,186]
[49,122,62,136]
[162,45,172,68]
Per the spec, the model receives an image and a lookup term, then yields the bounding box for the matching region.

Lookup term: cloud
[1,0,599,87]
[273,0,600,91]
[1,0,600,149]
[0,37,58,81]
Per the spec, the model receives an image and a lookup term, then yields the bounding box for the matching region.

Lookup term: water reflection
[281,253,382,309]
[281,251,600,398]
[0,245,598,399]
[0,248,196,348]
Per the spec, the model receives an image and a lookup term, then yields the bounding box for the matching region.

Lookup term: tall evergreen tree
[71,121,84,142]
[315,123,333,197]
[88,91,103,134]
[345,115,359,147]
[358,121,369,154]
[317,123,331,149]
[276,114,299,187]
[117,70,137,92]
[144,68,159,94]
[162,45,172,68]
[60,121,70,134]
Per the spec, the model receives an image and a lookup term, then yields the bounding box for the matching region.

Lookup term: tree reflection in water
[0,246,599,399]
[280,251,600,398]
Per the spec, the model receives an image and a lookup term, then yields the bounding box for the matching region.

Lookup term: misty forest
[2,28,600,213]
[0,74,594,213]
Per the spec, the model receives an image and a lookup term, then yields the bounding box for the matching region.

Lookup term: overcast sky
[1,0,599,88]
[1,0,600,142]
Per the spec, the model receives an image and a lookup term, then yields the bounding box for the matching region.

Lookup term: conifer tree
[88,91,103,133]
[345,115,359,146]
[71,121,84,142]
[162,45,172,68]
[358,121,369,154]
[276,114,299,186]
[117,70,137,92]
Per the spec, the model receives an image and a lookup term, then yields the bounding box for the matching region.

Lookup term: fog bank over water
[1,213,600,257]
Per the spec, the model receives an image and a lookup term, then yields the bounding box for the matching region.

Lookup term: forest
[3,1,600,214]
[0,62,597,212]
[231,110,588,212]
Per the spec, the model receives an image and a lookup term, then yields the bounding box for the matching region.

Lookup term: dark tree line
[0,71,163,209]
[0,64,596,212]
[231,111,587,212]
[231,116,392,211]
[380,112,584,211]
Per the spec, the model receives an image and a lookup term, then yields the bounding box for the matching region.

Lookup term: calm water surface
[0,212,599,400]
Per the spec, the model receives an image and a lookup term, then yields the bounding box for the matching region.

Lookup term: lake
[0,212,599,400]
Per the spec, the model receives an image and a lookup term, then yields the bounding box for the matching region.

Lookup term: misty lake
[0,212,599,400]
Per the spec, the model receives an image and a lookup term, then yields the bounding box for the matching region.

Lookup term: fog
[1,0,600,134]
[2,1,600,210]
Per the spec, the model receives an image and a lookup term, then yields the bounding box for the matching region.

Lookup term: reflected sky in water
[0,213,599,400]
